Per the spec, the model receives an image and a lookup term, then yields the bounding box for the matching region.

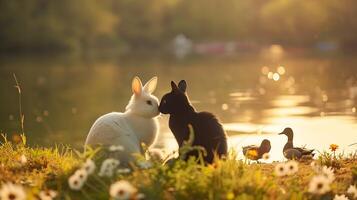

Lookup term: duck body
[279,128,314,160]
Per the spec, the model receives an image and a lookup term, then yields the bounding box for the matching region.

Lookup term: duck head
[278,127,294,141]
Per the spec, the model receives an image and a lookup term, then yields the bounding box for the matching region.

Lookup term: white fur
[85,76,160,165]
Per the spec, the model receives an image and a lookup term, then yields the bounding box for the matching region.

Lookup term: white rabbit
[85,76,160,165]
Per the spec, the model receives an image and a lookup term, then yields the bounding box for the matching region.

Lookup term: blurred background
[0,0,356,160]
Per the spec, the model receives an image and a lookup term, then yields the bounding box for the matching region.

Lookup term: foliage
[1,0,357,52]
[352,167,357,185]
[0,135,79,188]
[0,0,118,52]
[317,151,344,169]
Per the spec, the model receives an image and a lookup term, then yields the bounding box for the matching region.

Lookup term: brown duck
[279,127,314,159]
[242,139,271,160]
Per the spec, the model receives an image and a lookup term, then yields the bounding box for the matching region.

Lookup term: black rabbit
[159,80,228,163]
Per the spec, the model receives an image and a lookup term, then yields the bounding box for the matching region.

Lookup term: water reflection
[0,55,356,161]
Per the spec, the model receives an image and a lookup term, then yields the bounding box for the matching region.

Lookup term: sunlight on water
[264,116,357,161]
[0,55,356,161]
[271,95,310,107]
[157,115,357,162]
[264,106,318,117]
[223,123,277,135]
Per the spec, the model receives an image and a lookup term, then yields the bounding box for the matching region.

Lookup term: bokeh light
[261,66,270,75]
[221,104,229,111]
[272,73,280,81]
[277,66,286,75]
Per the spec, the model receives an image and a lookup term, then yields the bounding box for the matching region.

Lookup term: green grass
[0,138,356,200]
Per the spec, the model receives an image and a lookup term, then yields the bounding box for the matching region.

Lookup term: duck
[242,139,271,161]
[279,127,314,160]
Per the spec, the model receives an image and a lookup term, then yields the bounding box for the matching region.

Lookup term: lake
[0,52,356,161]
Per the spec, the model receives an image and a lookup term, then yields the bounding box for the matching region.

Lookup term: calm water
[0,53,356,161]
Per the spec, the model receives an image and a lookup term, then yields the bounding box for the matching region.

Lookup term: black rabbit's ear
[178,80,187,92]
[171,81,179,91]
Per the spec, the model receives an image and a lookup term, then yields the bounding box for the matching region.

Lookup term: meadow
[0,132,356,200]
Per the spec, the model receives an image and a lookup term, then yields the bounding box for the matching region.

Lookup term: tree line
[0,0,356,53]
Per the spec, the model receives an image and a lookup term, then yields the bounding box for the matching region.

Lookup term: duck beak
[278,132,284,135]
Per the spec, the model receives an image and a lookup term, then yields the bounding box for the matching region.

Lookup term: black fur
[159,80,227,163]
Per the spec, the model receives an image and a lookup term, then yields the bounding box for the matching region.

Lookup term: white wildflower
[347,185,357,198]
[310,161,321,172]
[117,168,131,174]
[0,183,26,200]
[74,168,88,182]
[285,160,298,175]
[333,194,349,200]
[109,145,125,152]
[109,180,137,200]
[275,163,287,177]
[68,174,85,191]
[38,190,57,200]
[99,167,115,177]
[308,175,331,195]
[321,166,335,183]
[98,158,120,177]
[82,159,96,174]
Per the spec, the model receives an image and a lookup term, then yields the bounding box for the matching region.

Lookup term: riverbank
[0,139,356,200]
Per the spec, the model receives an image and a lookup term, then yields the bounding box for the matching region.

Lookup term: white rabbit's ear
[132,76,143,96]
[143,76,158,94]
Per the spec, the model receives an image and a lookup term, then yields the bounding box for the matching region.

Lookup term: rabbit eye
[146,100,152,105]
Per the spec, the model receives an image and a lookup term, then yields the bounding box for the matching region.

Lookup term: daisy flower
[74,168,88,182]
[347,185,357,198]
[38,190,57,200]
[321,166,335,183]
[68,174,85,191]
[308,175,331,195]
[310,161,321,172]
[109,145,125,152]
[333,194,349,200]
[109,180,137,200]
[275,163,287,177]
[98,158,120,177]
[82,159,96,174]
[0,183,26,200]
[285,160,298,175]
